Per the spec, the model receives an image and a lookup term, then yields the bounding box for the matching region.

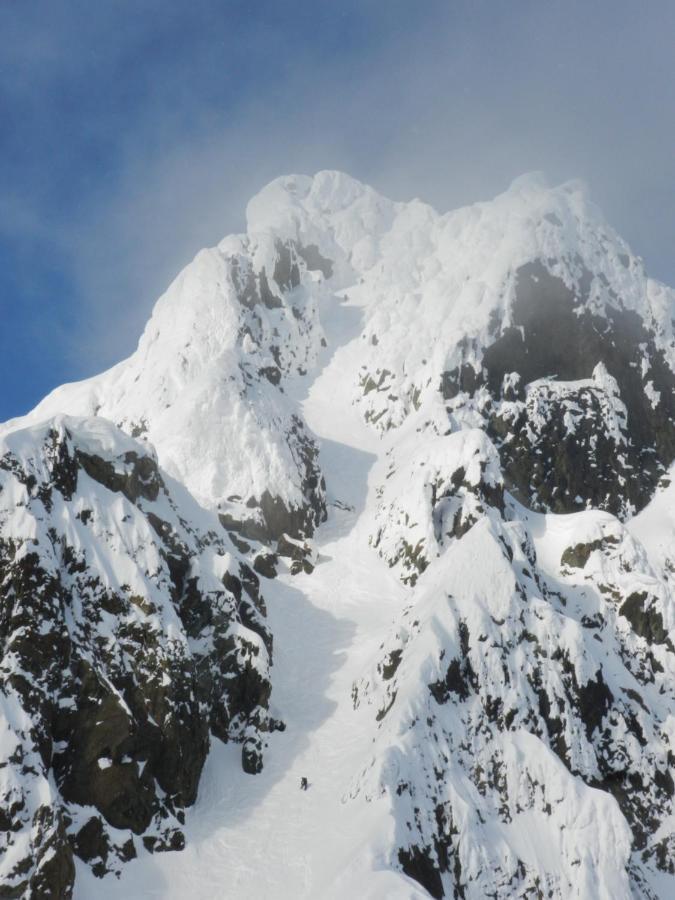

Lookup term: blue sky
[2,1,674,421]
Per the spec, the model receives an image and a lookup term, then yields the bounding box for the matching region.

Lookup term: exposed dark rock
[619,592,669,645]
[443,260,675,517]
[273,240,301,292]
[77,450,163,503]
[379,648,402,681]
[576,667,614,740]
[276,532,317,573]
[561,535,619,569]
[44,427,79,501]
[277,533,309,561]
[429,623,476,704]
[253,552,278,578]
[398,845,444,899]
[0,422,273,896]
[296,242,333,278]
[440,362,483,402]
[72,816,110,864]
[26,807,76,900]
[429,658,472,703]
[258,365,282,386]
[290,559,314,576]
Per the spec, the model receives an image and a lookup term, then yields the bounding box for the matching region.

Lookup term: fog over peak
[1,0,674,420]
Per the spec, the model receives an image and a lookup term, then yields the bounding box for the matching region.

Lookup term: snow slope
[73,266,424,900]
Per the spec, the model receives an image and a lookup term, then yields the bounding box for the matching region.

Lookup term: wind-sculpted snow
[249,171,675,516]
[0,417,273,897]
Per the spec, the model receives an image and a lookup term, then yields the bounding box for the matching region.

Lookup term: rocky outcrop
[443,260,675,518]
[218,416,326,544]
[0,417,274,897]
[276,533,317,575]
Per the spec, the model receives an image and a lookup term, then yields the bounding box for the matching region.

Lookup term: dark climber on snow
[300,777,309,790]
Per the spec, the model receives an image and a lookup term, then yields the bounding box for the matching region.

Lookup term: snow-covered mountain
[2,171,675,898]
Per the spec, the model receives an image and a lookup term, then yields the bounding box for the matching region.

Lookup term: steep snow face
[0,417,274,896]
[4,237,331,540]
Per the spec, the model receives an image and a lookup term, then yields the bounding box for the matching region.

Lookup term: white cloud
[5,1,675,382]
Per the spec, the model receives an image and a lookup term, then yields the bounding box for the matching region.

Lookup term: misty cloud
[1,0,674,418]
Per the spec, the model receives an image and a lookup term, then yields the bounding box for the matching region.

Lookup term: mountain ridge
[2,171,675,898]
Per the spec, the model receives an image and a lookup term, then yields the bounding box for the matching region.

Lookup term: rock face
[343,173,675,521]
[481,260,675,517]
[0,417,272,896]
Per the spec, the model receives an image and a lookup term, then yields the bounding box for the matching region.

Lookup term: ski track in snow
[74,292,422,899]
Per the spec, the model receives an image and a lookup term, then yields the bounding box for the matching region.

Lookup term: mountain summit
[1,173,674,898]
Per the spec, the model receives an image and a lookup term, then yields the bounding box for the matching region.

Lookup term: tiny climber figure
[300,776,309,791]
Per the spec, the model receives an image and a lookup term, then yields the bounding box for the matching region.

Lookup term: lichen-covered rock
[0,416,274,897]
